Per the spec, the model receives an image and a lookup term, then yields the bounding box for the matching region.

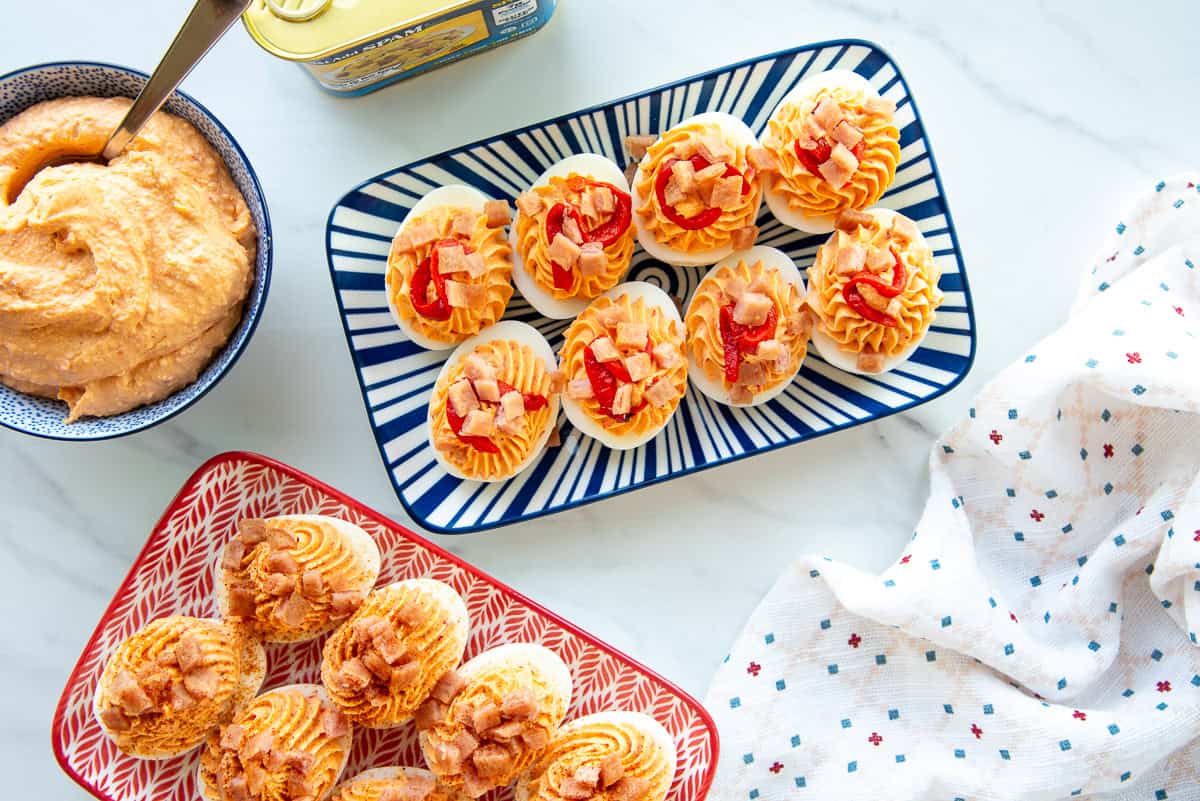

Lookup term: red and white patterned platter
[52,451,719,801]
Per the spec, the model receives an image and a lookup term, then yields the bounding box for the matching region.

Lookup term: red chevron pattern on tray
[52,452,719,801]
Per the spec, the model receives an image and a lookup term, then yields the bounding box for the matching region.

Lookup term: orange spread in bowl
[763,86,900,218]
[386,205,512,345]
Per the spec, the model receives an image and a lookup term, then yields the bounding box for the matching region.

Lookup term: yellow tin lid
[243,0,477,61]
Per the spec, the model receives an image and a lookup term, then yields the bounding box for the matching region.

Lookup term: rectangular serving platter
[326,38,976,534]
[52,452,718,801]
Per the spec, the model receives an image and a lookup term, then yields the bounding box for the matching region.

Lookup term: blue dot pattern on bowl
[0,62,272,440]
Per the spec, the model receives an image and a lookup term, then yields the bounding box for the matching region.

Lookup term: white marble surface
[2,0,1197,795]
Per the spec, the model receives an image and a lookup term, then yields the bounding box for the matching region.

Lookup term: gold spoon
[6,0,253,204]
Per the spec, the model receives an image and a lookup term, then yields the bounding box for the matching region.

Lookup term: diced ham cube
[470,379,498,404]
[590,336,621,363]
[333,658,372,693]
[574,765,601,790]
[463,354,497,381]
[245,762,269,797]
[437,243,469,275]
[172,680,198,710]
[597,304,631,327]
[112,670,154,715]
[464,251,487,279]
[651,343,681,370]
[406,220,439,249]
[549,369,566,394]
[756,339,786,362]
[237,518,268,545]
[501,687,540,721]
[488,720,525,741]
[267,526,296,551]
[864,95,897,116]
[811,97,845,132]
[182,666,220,699]
[817,156,853,189]
[610,776,651,801]
[446,280,487,309]
[414,698,446,731]
[461,767,493,799]
[890,214,921,243]
[520,725,550,751]
[831,120,864,149]
[729,384,754,405]
[300,570,324,600]
[885,297,902,318]
[558,779,595,800]
[175,631,204,674]
[733,292,772,327]
[228,585,257,618]
[425,738,464,774]
[274,594,311,629]
[390,661,421,691]
[786,309,814,338]
[227,775,251,801]
[709,176,743,211]
[472,744,515,779]
[500,391,526,424]
[737,360,767,386]
[362,650,393,682]
[330,590,365,619]
[611,383,633,416]
[579,189,598,222]
[865,246,894,273]
[392,231,414,254]
[262,573,294,598]
[220,724,246,750]
[592,185,615,214]
[450,210,476,238]
[599,753,625,788]
[136,667,171,705]
[396,595,426,627]
[221,538,245,572]
[549,232,582,269]
[516,192,544,217]
[99,705,131,731]
[624,352,654,383]
[240,730,273,763]
[695,133,733,164]
[561,214,585,245]
[460,409,495,437]
[857,351,885,372]
[835,209,876,232]
[747,146,779,172]
[549,427,562,447]
[431,670,468,704]
[472,702,502,734]
[693,162,726,185]
[484,200,510,228]
[448,379,479,418]
[567,378,594,400]
[731,225,758,250]
[671,159,697,193]
[615,322,648,348]
[453,729,481,760]
[857,282,891,313]
[722,277,747,304]
[321,707,350,738]
[265,550,299,575]
[663,177,689,208]
[836,243,866,275]
[579,242,608,278]
[285,773,313,800]
[625,134,657,161]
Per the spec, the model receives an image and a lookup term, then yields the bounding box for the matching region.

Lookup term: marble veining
[1,0,1197,796]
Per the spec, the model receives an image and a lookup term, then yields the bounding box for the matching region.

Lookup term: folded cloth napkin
[705,174,1200,801]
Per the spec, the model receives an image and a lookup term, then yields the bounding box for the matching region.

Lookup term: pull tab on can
[264,0,331,22]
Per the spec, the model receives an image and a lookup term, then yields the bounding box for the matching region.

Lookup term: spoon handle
[102,0,254,161]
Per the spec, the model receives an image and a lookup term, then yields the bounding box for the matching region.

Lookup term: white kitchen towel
[705,174,1200,801]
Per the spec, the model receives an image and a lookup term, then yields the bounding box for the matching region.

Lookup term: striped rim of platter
[325,39,976,534]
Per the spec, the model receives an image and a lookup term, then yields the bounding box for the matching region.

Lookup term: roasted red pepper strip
[545,202,585,291]
[410,237,474,321]
[719,304,779,383]
[793,120,865,178]
[654,155,750,231]
[445,379,548,454]
[583,345,618,410]
[496,380,549,412]
[841,247,907,327]
[583,181,633,246]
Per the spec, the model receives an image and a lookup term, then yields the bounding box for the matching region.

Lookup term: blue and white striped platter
[325,39,976,534]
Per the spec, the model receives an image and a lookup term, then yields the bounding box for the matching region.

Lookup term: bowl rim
[0,60,274,442]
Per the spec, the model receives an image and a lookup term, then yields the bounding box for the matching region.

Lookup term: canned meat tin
[243,0,558,96]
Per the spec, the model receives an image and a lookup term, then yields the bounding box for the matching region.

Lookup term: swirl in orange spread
[321,582,468,727]
[331,770,465,801]
[225,518,377,641]
[685,260,809,394]
[200,686,350,801]
[95,616,261,757]
[386,206,512,345]
[560,294,686,437]
[515,174,634,300]
[430,339,555,481]
[426,663,566,791]
[523,718,674,801]
[763,86,899,217]
[808,213,942,359]
[634,123,760,253]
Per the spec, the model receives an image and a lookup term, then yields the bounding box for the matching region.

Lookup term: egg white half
[426,320,560,483]
[510,153,631,320]
[387,184,495,351]
[685,246,806,407]
[559,281,684,451]
[631,111,762,267]
[763,69,883,235]
[810,207,933,375]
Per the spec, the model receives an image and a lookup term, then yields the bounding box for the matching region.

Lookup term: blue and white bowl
[0,62,273,440]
